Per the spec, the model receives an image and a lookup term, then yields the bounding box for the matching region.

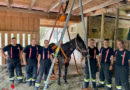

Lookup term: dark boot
[92,82,96,88]
[97,84,104,88]
[18,79,23,83]
[84,82,89,88]
[10,80,14,84]
[106,87,112,90]
[58,78,61,85]
[32,81,35,86]
[34,87,39,90]
[93,88,98,90]
[27,81,32,86]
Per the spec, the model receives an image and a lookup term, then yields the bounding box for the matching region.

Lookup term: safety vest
[115,50,126,65]
[29,46,38,59]
[101,48,110,63]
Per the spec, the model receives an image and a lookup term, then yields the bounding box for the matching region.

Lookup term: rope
[48,5,63,42]
[52,45,69,64]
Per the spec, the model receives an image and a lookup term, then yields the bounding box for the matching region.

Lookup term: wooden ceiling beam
[78,0,123,15]
[5,0,11,8]
[29,0,37,10]
[0,6,81,22]
[86,3,122,16]
[47,0,68,12]
[72,0,92,11]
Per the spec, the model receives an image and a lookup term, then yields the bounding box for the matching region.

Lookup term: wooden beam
[47,1,60,12]
[40,24,64,28]
[0,6,81,22]
[47,0,68,12]
[5,0,11,8]
[29,0,37,10]
[73,0,92,11]
[100,13,105,42]
[85,3,122,16]
[78,0,123,15]
[114,8,119,50]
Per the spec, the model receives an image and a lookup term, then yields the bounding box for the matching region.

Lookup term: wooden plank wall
[0,10,40,64]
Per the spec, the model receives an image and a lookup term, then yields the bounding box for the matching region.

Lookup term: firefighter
[115,40,130,90]
[2,37,23,83]
[23,39,41,86]
[84,39,99,90]
[97,39,114,90]
[35,40,53,89]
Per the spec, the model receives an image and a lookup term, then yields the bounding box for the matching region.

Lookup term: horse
[49,34,87,85]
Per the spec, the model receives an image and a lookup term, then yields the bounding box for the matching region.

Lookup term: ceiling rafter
[0,6,81,22]
[5,0,11,8]
[29,0,37,10]
[47,0,68,12]
[78,0,123,15]
[72,0,92,11]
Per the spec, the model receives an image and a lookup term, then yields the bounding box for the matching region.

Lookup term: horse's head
[75,34,87,56]
[49,43,56,53]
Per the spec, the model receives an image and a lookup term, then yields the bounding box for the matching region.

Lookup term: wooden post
[100,13,105,47]
[114,8,119,50]
[2,32,6,64]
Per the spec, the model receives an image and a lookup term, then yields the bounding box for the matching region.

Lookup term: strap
[29,48,32,58]
[43,51,45,60]
[11,47,13,58]
[18,46,20,56]
[36,47,38,57]
[122,51,126,65]
[48,51,50,59]
[94,49,96,59]
[100,48,103,60]
[115,51,117,56]
[60,46,68,64]
[105,49,109,63]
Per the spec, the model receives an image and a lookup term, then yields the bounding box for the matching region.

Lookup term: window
[17,34,20,44]
[28,34,31,45]
[5,33,8,46]
[22,34,25,47]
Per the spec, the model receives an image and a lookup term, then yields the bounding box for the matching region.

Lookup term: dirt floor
[0,64,129,90]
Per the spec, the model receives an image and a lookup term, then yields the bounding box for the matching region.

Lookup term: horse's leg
[58,57,62,85]
[64,62,69,84]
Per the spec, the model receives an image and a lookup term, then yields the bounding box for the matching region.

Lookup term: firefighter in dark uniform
[2,37,23,83]
[97,39,114,90]
[83,39,100,90]
[35,40,53,89]
[115,40,130,90]
[23,39,41,86]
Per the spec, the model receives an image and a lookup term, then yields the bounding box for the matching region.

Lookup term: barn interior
[0,0,130,90]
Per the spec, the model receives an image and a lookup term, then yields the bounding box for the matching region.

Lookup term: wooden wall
[0,10,40,64]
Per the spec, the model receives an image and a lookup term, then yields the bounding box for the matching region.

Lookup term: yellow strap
[84,78,89,82]
[17,76,23,79]
[99,81,105,84]
[116,86,122,89]
[9,77,15,80]
[92,79,96,82]
[106,84,112,88]
[31,78,36,81]
[35,83,40,87]
[26,78,32,81]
